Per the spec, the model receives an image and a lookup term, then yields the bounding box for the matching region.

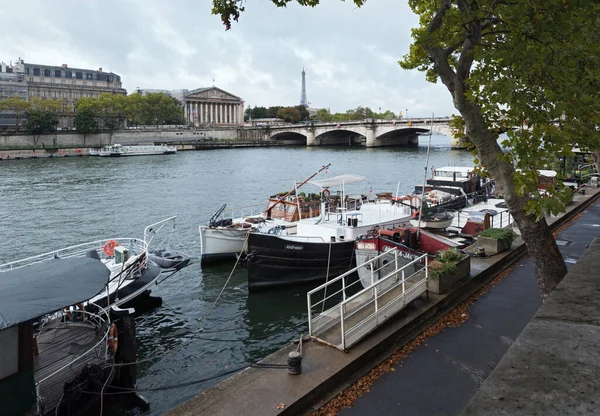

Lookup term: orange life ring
[108,323,118,354]
[322,189,331,198]
[103,239,119,256]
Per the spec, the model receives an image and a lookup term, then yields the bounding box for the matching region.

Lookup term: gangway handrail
[308,249,429,351]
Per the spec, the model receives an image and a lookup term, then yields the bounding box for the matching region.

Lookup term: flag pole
[416,113,434,240]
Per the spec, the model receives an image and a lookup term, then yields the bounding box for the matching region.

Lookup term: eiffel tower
[300,67,308,108]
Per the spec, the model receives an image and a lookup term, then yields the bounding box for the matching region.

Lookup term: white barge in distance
[90,143,177,157]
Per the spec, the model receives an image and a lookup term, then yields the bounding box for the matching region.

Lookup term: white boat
[199,164,330,264]
[0,217,187,308]
[89,147,100,156]
[246,174,414,291]
[97,143,177,157]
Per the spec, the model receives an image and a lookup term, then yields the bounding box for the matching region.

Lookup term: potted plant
[427,248,471,294]
[477,228,517,255]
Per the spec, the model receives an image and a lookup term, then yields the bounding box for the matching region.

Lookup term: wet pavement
[340,201,600,416]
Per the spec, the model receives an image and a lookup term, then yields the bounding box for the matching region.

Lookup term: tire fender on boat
[108,323,118,354]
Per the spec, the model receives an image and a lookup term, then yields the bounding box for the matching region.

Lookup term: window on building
[40,78,45,83]
[44,69,51,77]
[60,80,64,84]
[30,91,36,97]
[93,82,97,86]
[29,77,33,82]
[63,92,68,98]
[52,91,57,98]
[50,79,54,84]
[33,68,40,76]
[73,93,78,99]
[55,70,61,77]
[82,81,87,86]
[86,73,93,80]
[72,80,76,85]
[41,91,46,97]
[26,67,30,75]
[65,70,72,78]
[75,72,82,79]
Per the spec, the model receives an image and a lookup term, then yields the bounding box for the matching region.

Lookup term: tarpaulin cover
[309,174,367,188]
[0,257,110,330]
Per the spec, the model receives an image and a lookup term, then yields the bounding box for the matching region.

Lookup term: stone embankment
[460,236,600,416]
[0,127,274,160]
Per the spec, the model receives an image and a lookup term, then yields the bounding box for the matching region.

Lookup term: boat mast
[266,163,331,218]
[416,114,434,239]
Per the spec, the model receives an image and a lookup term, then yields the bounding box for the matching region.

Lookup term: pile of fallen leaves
[312,265,517,416]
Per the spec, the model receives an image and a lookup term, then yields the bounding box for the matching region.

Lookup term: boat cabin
[265,195,322,222]
[417,166,486,196]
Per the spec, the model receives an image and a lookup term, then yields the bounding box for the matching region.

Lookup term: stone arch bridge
[239,117,462,147]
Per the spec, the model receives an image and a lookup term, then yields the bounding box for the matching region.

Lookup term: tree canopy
[211,0,600,296]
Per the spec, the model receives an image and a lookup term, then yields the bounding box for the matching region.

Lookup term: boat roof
[0,256,110,330]
[309,174,367,188]
[516,168,558,178]
[434,166,475,173]
[538,169,557,177]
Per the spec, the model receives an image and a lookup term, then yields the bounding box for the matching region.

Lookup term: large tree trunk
[458,102,567,298]
[591,150,600,175]
[421,2,568,297]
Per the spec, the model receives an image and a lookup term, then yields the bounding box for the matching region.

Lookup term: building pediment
[186,87,242,102]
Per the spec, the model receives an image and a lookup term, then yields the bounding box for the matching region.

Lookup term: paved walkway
[339,201,600,416]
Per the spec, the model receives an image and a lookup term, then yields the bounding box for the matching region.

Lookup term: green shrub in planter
[427,248,471,294]
[429,248,464,280]
[478,228,517,249]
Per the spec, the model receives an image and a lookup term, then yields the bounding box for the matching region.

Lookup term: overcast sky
[1,0,456,117]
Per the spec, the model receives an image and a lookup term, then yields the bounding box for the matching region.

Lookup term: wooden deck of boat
[34,322,107,412]
[315,275,424,349]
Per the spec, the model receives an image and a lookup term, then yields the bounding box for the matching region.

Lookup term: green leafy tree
[74,107,100,143]
[277,107,301,123]
[211,0,600,297]
[267,106,284,118]
[25,98,60,144]
[0,96,30,127]
[314,108,333,122]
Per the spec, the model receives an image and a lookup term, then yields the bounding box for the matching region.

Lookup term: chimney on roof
[62,64,68,69]
[98,67,103,72]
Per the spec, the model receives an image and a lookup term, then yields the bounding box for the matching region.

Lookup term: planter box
[428,255,471,295]
[478,236,510,255]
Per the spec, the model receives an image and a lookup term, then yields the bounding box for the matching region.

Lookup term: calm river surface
[0,136,475,415]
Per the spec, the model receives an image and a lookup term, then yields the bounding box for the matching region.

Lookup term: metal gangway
[307,250,428,351]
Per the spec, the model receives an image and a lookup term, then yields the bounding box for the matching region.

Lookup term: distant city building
[0,57,126,128]
[184,86,244,126]
[136,88,188,105]
[300,68,308,108]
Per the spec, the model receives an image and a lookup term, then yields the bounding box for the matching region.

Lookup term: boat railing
[0,238,148,273]
[308,250,428,350]
[207,203,267,226]
[452,209,514,230]
[35,300,112,386]
[278,235,327,243]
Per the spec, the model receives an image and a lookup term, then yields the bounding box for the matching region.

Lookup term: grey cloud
[1,0,456,116]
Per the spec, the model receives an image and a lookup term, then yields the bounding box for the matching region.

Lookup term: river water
[0,136,475,415]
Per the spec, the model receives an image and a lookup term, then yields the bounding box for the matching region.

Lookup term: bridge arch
[315,128,366,146]
[270,131,307,145]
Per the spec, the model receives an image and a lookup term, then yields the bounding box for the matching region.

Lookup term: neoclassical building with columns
[184,87,244,126]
